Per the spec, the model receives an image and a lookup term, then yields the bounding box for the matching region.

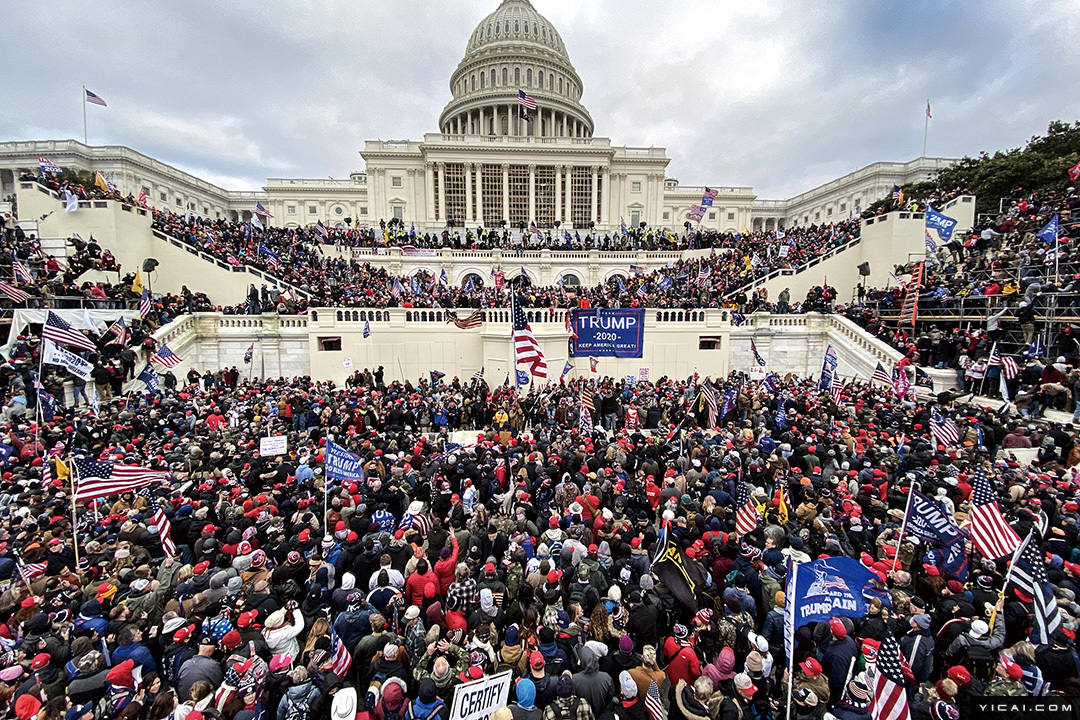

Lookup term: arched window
[490,69,495,87]
[336,311,343,321]
[514,67,520,85]
[549,74,553,90]
[310,310,318,321]
[558,77,562,93]
[487,24,491,37]
[561,273,580,286]
[514,21,519,32]
[505,21,509,33]
[406,311,412,322]
[480,73,485,89]
[471,74,476,91]
[462,273,485,289]
[495,22,500,34]
[534,24,538,35]
[503,67,508,85]
[360,311,367,321]
[538,71,544,88]
[542,27,547,38]
[526,68,532,86]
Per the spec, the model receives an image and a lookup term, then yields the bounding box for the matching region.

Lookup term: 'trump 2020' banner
[570,308,645,358]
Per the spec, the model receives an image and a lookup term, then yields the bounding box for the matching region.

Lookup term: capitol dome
[438,0,594,139]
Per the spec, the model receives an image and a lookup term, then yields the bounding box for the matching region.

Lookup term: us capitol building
[0,0,955,234]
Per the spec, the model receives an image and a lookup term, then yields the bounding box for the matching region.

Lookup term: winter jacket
[263,609,305,660]
[277,680,322,720]
[571,646,614,715]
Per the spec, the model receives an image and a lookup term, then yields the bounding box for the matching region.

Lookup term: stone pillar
[562,113,567,137]
[508,104,514,136]
[437,162,446,224]
[554,165,562,224]
[590,166,598,224]
[424,162,435,225]
[528,164,536,225]
[475,163,484,227]
[464,163,473,224]
[479,107,485,136]
[502,163,510,221]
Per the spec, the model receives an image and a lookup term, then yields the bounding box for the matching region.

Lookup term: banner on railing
[570,308,645,358]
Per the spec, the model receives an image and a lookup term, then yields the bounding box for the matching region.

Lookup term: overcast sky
[3,0,1078,199]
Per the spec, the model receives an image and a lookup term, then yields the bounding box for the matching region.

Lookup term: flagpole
[82,86,88,145]
[978,342,996,398]
[785,560,798,720]
[991,529,1030,629]
[890,480,918,572]
[69,458,81,571]
[922,104,929,158]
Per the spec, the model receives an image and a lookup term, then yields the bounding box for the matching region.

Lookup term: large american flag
[735,482,759,536]
[970,469,1021,560]
[512,294,546,378]
[518,89,537,110]
[150,344,183,368]
[42,311,97,352]
[152,509,177,559]
[831,370,843,405]
[105,317,127,346]
[872,362,891,385]
[750,340,767,367]
[139,288,152,318]
[1008,530,1062,647]
[17,558,47,582]
[929,409,959,447]
[0,281,29,302]
[446,310,483,329]
[700,380,718,428]
[12,259,33,284]
[73,457,169,502]
[869,630,910,720]
[328,624,352,677]
[989,345,1019,379]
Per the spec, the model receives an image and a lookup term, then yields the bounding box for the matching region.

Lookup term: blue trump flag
[515,369,530,387]
[904,488,968,580]
[137,364,161,395]
[925,205,958,242]
[1037,214,1060,244]
[325,439,365,484]
[786,557,878,631]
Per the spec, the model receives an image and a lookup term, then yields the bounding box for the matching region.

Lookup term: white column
[590,166,598,224]
[465,163,473,224]
[437,162,446,223]
[508,104,514,136]
[479,107,485,136]
[502,163,510,221]
[528,164,536,224]
[475,163,484,226]
[425,162,435,225]
[554,165,562,223]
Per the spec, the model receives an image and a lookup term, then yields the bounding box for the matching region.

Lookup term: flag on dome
[518,89,537,110]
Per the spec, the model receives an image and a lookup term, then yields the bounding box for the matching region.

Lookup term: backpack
[552,699,580,720]
[284,694,312,720]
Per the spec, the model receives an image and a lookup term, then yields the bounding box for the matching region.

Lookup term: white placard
[260,435,288,456]
[749,368,767,380]
[449,671,512,720]
[343,357,353,369]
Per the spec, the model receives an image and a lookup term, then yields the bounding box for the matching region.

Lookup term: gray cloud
[2,0,1078,200]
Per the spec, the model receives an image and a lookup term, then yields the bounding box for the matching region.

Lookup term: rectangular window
[663,212,670,220]
[630,210,640,227]
[570,166,590,228]
[317,337,342,351]
[708,212,716,220]
[432,166,440,221]
[631,182,641,192]
[481,164,503,226]
[840,203,846,212]
[176,197,182,206]
[287,206,296,214]
[535,165,555,227]
[392,176,402,187]
[309,205,318,214]
[815,212,821,220]
[699,336,723,350]
[159,192,166,201]
[443,163,466,225]
[727,212,735,220]
[827,208,833,216]
[360,207,368,215]
[393,206,403,221]
[508,164,529,226]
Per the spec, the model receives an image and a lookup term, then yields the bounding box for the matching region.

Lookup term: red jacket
[434,535,459,594]
[405,569,435,606]
[664,640,700,685]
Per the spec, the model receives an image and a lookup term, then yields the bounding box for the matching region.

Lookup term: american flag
[750,339,767,366]
[644,681,665,720]
[13,259,33,284]
[969,469,1021,560]
[636,283,648,299]
[314,220,330,239]
[254,201,273,218]
[892,185,902,202]
[929,409,959,447]
[258,243,281,270]
[244,344,254,364]
[38,157,62,174]
[989,345,1019,379]
[73,456,168,502]
[518,89,537,110]
[831,370,843,404]
[580,402,593,432]
[85,89,107,106]
[697,265,711,285]
[589,357,599,373]
[391,279,404,299]
[328,624,352,677]
[42,311,97,352]
[17,558,48,582]
[702,187,719,204]
[872,362,891,385]
[150,344,183,368]
[0,281,29,302]
[1007,530,1062,647]
[138,187,147,206]
[581,383,595,411]
[700,380,718,427]
[152,509,177,559]
[446,309,483,329]
[869,630,910,720]
[735,482,759,536]
[512,294,546,378]
[140,288,152,318]
[105,317,127,346]
[689,205,704,220]
[471,367,484,381]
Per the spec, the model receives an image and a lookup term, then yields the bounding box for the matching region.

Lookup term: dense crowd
[0,291,1079,720]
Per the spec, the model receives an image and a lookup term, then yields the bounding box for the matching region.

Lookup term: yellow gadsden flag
[131,270,143,295]
[53,458,69,483]
[94,171,110,193]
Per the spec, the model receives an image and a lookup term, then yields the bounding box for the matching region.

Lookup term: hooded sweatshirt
[572,646,614,715]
